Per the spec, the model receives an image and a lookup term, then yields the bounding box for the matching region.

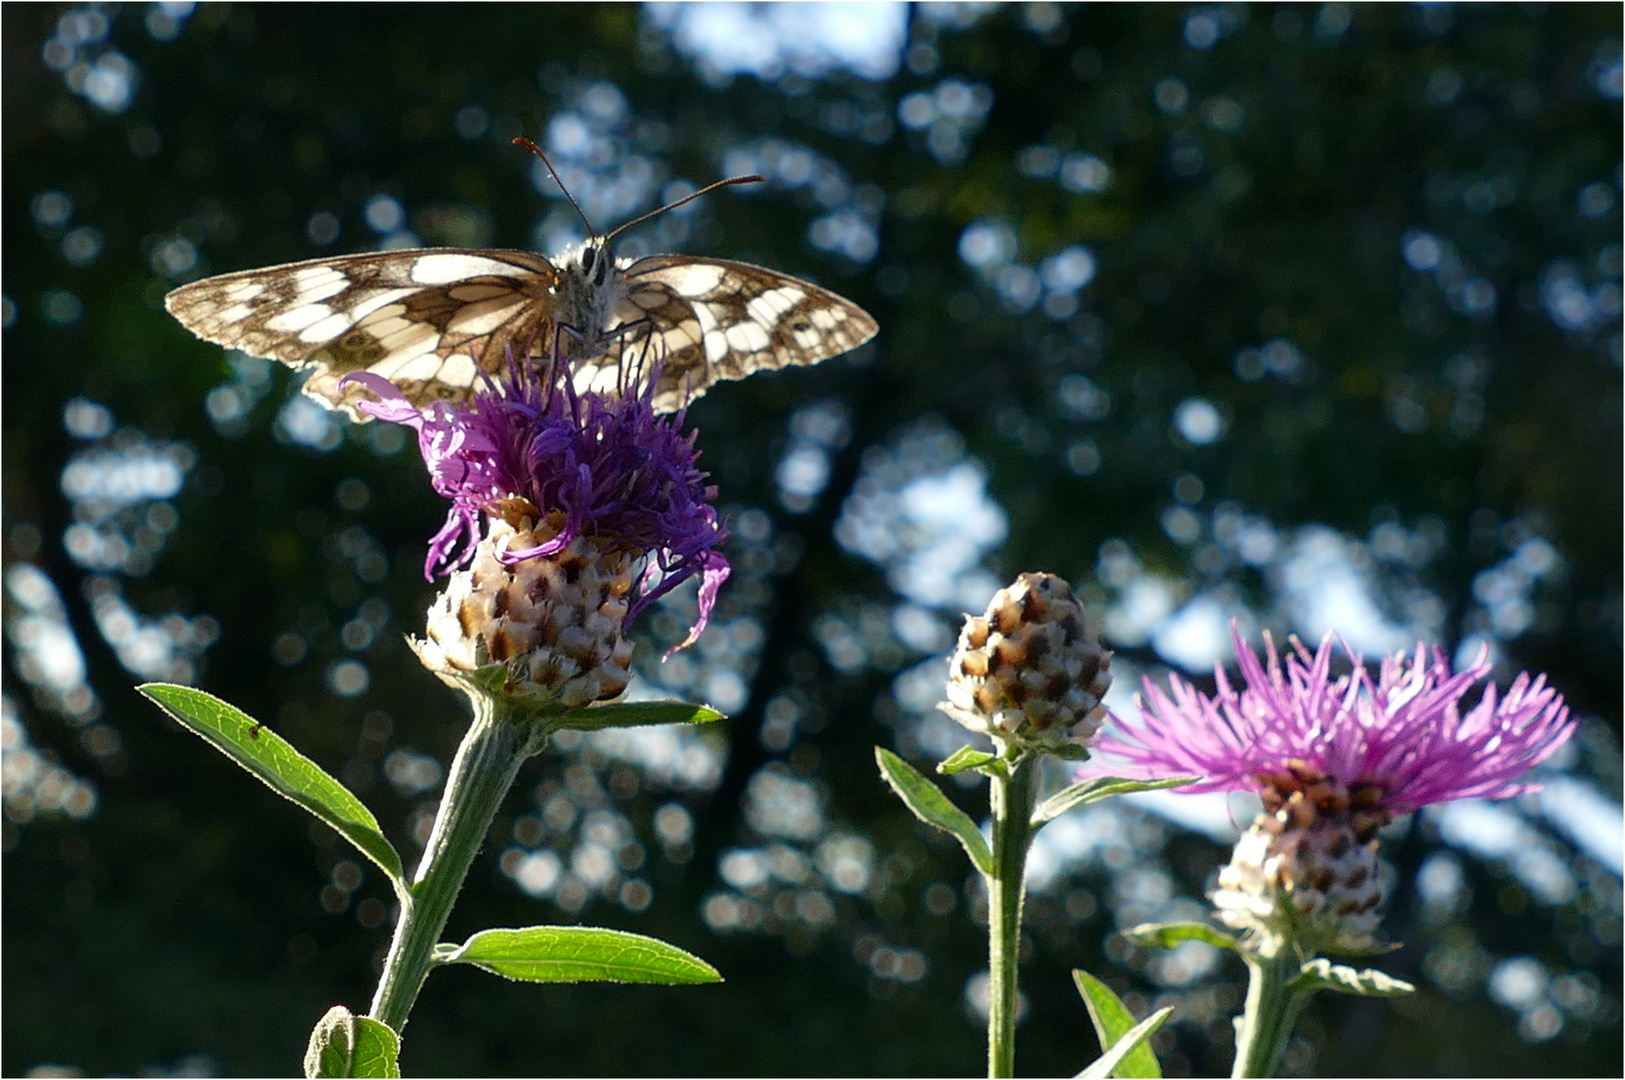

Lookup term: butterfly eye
[579,246,597,273]
[593,246,613,286]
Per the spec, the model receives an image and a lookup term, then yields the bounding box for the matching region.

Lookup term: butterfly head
[577,240,616,288]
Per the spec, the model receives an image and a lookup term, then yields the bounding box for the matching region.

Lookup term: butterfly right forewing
[600,255,879,413]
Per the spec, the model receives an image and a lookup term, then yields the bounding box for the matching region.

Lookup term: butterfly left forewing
[165,249,563,416]
[604,255,878,413]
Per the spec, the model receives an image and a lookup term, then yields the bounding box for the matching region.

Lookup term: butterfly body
[166,236,877,418]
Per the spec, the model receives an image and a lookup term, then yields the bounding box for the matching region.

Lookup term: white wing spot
[292,267,349,303]
[347,289,416,322]
[447,297,527,336]
[410,253,523,285]
[670,264,725,298]
[377,326,439,354]
[215,303,253,324]
[809,308,842,330]
[300,311,359,343]
[224,281,265,303]
[574,364,622,396]
[436,354,480,388]
[793,328,822,350]
[690,297,720,336]
[747,287,805,323]
[387,351,459,383]
[364,317,415,343]
[665,319,703,348]
[366,330,440,374]
[266,304,334,333]
[726,321,772,353]
[703,328,729,362]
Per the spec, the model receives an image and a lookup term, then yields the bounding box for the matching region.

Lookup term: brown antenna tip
[513,136,597,238]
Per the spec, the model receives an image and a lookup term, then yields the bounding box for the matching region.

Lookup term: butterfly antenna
[602,174,767,246]
[513,136,598,238]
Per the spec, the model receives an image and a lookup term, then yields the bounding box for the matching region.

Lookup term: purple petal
[1090,620,1575,814]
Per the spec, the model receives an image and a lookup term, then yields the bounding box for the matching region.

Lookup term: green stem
[987,756,1038,1079]
[368,693,547,1033]
[1231,951,1307,1079]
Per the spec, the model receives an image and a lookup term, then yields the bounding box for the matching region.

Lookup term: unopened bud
[941,573,1111,755]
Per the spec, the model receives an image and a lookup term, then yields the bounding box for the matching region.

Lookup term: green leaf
[1291,959,1414,998]
[938,744,997,776]
[438,926,722,985]
[138,683,405,898]
[303,1006,400,1079]
[1121,921,1239,953]
[1073,970,1163,1079]
[550,700,725,732]
[875,747,993,876]
[1075,1007,1174,1080]
[1032,776,1199,826]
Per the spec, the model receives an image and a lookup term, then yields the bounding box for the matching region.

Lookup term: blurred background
[3,3,1620,1076]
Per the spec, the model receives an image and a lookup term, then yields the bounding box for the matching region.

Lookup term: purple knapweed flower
[347,358,728,637]
[1096,624,1571,955]
[1094,623,1573,817]
[344,355,728,706]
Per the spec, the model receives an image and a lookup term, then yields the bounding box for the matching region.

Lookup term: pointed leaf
[875,747,992,875]
[1033,776,1199,826]
[1291,959,1414,998]
[1046,742,1095,762]
[139,684,405,898]
[551,700,725,733]
[1122,921,1239,953]
[938,744,997,776]
[439,926,721,985]
[304,1006,400,1079]
[1073,970,1163,1079]
[1075,1007,1174,1080]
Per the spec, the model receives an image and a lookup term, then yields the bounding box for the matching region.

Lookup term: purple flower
[1093,623,1572,815]
[345,357,729,647]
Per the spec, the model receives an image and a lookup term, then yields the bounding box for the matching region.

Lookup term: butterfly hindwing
[606,255,879,413]
[165,249,563,415]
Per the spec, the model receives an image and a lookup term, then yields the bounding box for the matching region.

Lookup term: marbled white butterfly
[166,138,878,418]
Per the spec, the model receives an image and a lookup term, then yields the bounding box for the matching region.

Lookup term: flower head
[941,573,1112,757]
[348,355,729,644]
[1209,760,1389,956]
[346,353,728,707]
[1094,623,1572,817]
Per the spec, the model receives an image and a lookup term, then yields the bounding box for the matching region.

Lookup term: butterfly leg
[598,316,657,391]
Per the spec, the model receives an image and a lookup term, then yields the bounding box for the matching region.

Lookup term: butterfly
[165,139,878,418]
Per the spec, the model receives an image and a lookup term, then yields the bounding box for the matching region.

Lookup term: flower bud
[941,573,1111,755]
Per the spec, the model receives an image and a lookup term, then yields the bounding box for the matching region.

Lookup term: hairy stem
[1232,950,1307,1078]
[368,695,545,1033]
[987,757,1038,1079]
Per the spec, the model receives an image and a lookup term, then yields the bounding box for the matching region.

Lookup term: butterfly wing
[164,249,563,417]
[594,256,879,414]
